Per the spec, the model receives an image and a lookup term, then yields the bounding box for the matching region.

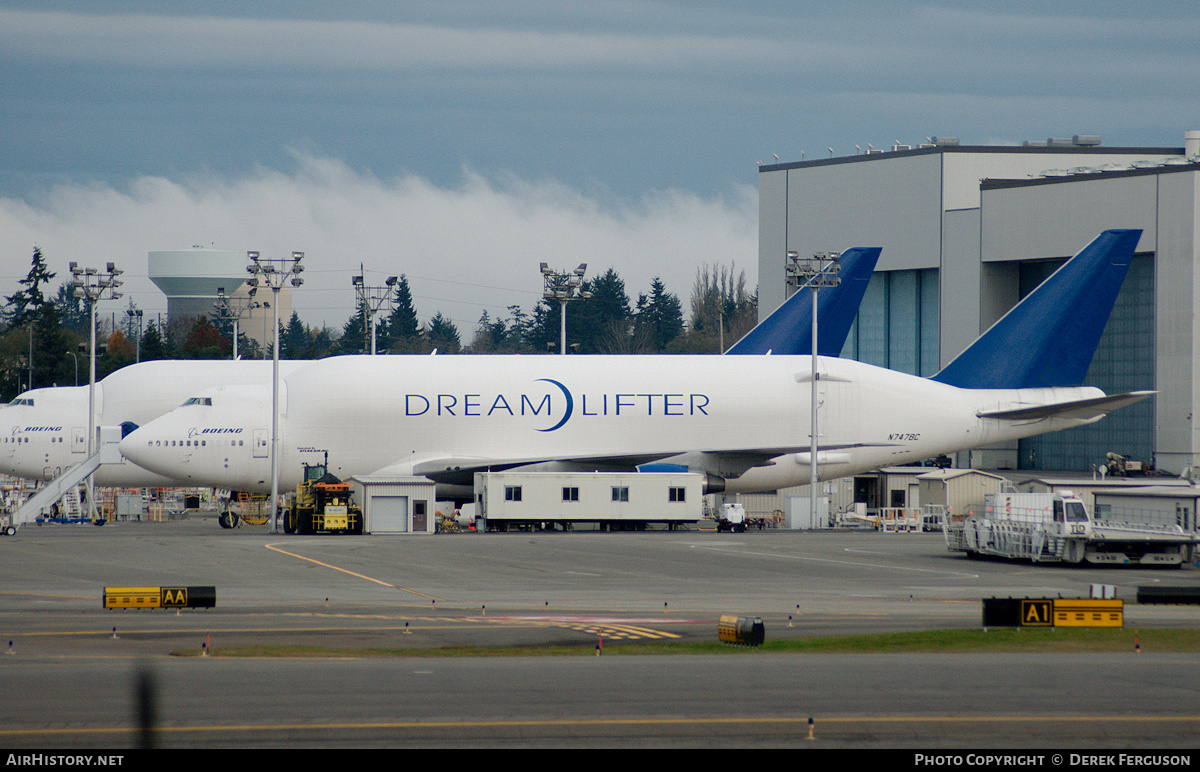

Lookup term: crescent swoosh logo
[536,378,573,432]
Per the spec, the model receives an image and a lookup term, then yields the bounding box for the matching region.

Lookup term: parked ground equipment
[944,490,1196,566]
[716,503,747,532]
[285,462,363,535]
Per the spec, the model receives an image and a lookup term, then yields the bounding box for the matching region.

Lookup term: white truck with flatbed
[944,490,1197,566]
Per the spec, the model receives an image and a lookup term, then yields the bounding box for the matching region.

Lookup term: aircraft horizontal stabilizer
[977,391,1153,422]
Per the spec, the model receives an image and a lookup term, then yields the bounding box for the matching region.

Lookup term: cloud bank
[0,153,758,332]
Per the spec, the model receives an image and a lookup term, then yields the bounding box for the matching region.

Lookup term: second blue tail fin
[726,246,880,356]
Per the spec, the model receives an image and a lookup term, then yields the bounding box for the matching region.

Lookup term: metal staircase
[14,451,103,525]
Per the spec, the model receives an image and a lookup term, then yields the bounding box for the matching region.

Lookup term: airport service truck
[943,490,1197,566]
[715,503,747,532]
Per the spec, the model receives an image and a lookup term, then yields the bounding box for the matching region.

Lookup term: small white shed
[349,476,438,534]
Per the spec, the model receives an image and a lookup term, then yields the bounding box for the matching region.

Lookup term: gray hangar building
[757,132,1200,475]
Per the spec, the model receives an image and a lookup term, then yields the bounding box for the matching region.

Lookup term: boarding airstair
[5,426,123,533]
[12,450,103,527]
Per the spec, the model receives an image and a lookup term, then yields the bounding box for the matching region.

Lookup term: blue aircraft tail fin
[931,229,1141,390]
[725,246,880,356]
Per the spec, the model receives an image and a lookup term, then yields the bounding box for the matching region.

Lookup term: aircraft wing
[977,391,1154,422]
[398,442,892,486]
[409,452,678,481]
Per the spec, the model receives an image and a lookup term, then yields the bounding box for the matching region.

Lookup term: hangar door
[371,496,408,533]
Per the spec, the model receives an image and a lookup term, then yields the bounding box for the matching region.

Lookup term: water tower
[147,246,291,352]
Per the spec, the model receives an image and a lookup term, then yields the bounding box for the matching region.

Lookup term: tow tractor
[284,460,363,535]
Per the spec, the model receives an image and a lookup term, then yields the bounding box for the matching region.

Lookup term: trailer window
[505,486,522,502]
[669,487,686,502]
[562,487,579,502]
[612,486,629,502]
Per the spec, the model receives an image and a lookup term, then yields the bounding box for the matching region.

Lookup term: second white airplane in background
[0,360,308,487]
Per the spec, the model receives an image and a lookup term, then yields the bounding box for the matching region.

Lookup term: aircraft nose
[117,428,156,470]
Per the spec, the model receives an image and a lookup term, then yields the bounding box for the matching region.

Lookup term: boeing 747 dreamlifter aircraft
[120,231,1149,500]
[0,248,879,492]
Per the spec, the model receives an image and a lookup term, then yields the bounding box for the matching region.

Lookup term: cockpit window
[8,398,33,407]
[181,397,213,407]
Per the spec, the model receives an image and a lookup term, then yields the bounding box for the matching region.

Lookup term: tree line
[0,247,755,400]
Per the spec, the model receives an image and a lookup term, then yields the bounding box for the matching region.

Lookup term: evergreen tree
[572,268,632,352]
[426,313,461,353]
[634,278,684,352]
[0,326,33,397]
[382,275,422,352]
[31,302,72,386]
[5,247,55,330]
[53,282,89,334]
[2,249,79,388]
[308,325,336,359]
[282,311,307,359]
[504,305,531,352]
[469,307,528,353]
[338,302,369,354]
[525,302,558,353]
[527,269,634,353]
[469,310,502,352]
[140,320,170,361]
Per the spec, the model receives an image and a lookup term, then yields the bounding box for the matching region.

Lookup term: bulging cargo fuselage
[118,353,1112,496]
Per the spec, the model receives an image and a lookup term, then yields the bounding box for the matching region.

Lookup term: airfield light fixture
[786,250,840,528]
[541,263,592,355]
[352,268,396,356]
[213,287,265,361]
[247,250,305,535]
[69,260,124,522]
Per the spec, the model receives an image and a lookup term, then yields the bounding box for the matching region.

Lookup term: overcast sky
[1,1,1196,332]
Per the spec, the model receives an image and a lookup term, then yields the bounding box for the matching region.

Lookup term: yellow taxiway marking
[1,617,676,642]
[3,714,1199,738]
[264,542,441,601]
[568,624,681,640]
[2,622,562,640]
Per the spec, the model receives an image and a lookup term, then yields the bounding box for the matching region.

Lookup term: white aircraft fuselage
[0,360,304,486]
[119,354,1111,497]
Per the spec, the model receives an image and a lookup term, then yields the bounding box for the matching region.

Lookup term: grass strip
[172,627,1200,658]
